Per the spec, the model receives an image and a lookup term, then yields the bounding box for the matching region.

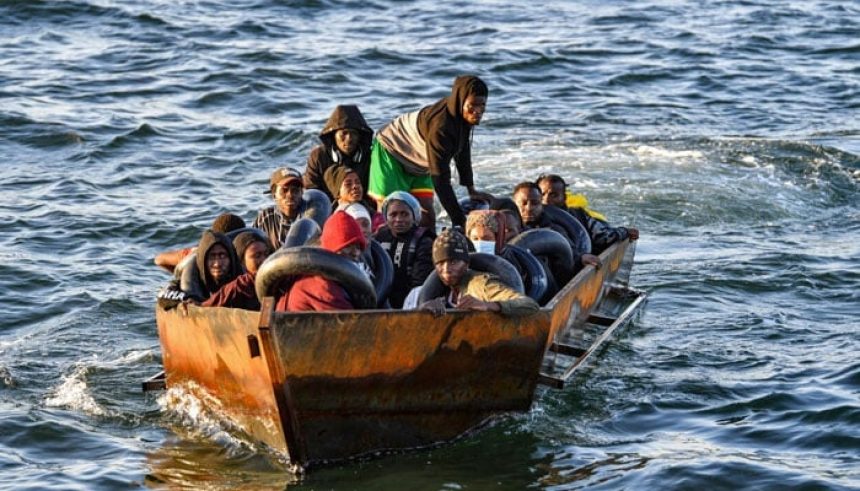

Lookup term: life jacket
[566,192,607,222]
[379,226,428,280]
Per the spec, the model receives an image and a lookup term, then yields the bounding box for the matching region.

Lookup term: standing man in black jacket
[368,75,494,228]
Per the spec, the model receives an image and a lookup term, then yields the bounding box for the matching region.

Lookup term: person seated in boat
[373,191,436,308]
[153,212,246,274]
[536,173,638,255]
[338,201,374,241]
[465,210,506,255]
[276,211,368,312]
[324,166,384,233]
[466,209,540,283]
[499,209,522,242]
[232,231,271,275]
[253,166,315,250]
[201,231,272,311]
[157,229,242,310]
[418,229,539,316]
[303,104,374,201]
[367,75,494,229]
[512,181,601,269]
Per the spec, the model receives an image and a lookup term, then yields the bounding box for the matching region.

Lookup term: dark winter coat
[373,225,436,308]
[303,105,373,200]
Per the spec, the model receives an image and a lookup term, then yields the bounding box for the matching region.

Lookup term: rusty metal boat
[148,239,646,469]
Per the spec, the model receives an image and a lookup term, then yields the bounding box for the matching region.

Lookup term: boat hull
[155,239,634,467]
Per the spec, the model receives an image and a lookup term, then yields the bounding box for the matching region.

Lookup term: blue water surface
[0,1,858,489]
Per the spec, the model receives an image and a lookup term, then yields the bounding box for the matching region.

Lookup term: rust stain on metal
[155,240,633,468]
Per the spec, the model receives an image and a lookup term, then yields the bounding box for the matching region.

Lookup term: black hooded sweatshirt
[156,229,242,310]
[194,229,242,300]
[303,105,374,200]
[416,75,488,228]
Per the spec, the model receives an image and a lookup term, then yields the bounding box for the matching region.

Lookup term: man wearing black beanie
[418,229,538,317]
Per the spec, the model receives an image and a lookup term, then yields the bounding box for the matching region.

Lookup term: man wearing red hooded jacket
[275,211,368,311]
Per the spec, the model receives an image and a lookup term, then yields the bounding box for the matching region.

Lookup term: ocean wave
[44,364,108,417]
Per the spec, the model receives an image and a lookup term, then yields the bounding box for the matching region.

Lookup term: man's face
[538,180,566,207]
[339,172,363,203]
[206,243,231,284]
[243,241,269,275]
[514,188,543,225]
[436,259,468,287]
[274,181,303,218]
[337,243,363,262]
[335,128,360,155]
[461,94,487,126]
[386,200,414,235]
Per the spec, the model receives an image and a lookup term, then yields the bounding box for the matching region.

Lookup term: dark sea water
[1,0,858,489]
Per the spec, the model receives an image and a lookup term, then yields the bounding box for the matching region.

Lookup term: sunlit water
[1,0,858,489]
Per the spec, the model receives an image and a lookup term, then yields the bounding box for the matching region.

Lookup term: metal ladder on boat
[538,283,647,389]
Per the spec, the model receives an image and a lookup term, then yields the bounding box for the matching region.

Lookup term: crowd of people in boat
[155,75,638,317]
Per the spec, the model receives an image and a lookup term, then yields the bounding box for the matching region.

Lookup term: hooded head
[337,201,373,239]
[381,191,421,223]
[196,229,241,293]
[382,191,421,236]
[465,210,505,255]
[324,166,363,203]
[319,105,373,157]
[447,75,488,124]
[321,211,367,259]
[232,231,271,274]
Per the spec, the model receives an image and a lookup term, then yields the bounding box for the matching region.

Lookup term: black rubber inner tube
[364,239,393,307]
[509,228,575,287]
[255,246,376,309]
[468,252,524,293]
[177,253,206,301]
[542,204,592,257]
[281,218,321,249]
[503,244,549,303]
[417,252,525,305]
[301,189,332,229]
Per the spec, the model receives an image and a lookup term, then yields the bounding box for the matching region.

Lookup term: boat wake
[157,382,298,472]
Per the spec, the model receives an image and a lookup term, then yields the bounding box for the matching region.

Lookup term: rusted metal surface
[155,304,288,455]
[155,240,635,468]
[264,307,552,464]
[543,240,630,346]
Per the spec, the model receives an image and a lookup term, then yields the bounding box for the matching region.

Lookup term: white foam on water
[156,382,300,471]
[628,144,705,163]
[42,349,155,417]
[44,364,108,416]
[157,382,260,454]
